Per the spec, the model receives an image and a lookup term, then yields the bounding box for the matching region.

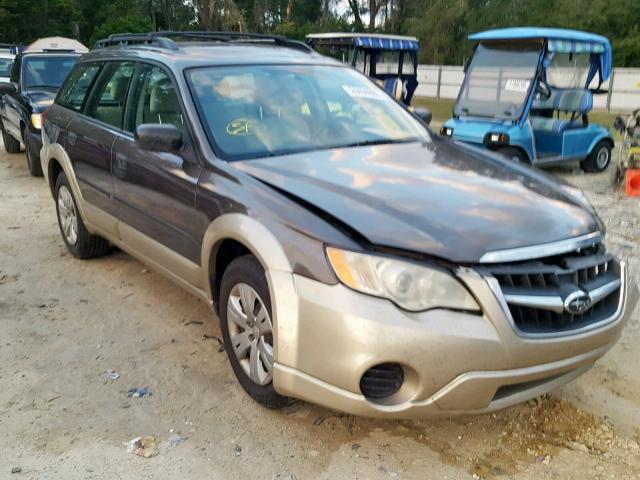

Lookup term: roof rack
[93,31,313,53]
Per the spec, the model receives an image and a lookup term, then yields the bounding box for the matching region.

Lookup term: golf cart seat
[531,88,592,133]
[382,77,404,101]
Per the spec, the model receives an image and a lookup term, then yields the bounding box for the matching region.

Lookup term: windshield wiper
[340,138,420,149]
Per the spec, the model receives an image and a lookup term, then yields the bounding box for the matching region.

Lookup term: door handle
[115,153,127,169]
[68,131,77,146]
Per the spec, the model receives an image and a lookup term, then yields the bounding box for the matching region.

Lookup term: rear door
[112,62,203,265]
[65,61,135,218]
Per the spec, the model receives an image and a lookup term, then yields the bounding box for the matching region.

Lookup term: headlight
[440,126,453,137]
[326,247,480,312]
[31,113,42,130]
[484,132,509,146]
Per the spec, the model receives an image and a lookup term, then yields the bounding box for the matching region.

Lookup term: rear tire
[497,147,527,163]
[2,123,21,154]
[23,131,43,177]
[582,140,611,172]
[54,172,109,259]
[219,254,288,409]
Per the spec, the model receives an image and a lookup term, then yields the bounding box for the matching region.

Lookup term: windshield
[23,55,78,89]
[187,65,428,161]
[455,43,541,120]
[546,52,592,88]
[0,58,13,77]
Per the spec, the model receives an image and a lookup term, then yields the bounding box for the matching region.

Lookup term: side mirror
[0,81,16,94]
[412,107,432,126]
[613,116,625,133]
[135,123,183,152]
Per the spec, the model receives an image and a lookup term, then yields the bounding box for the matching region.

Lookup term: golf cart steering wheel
[536,80,552,99]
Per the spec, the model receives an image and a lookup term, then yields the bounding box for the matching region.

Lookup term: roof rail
[93,31,313,53]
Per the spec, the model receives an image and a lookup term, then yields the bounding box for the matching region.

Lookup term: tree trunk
[347,0,364,31]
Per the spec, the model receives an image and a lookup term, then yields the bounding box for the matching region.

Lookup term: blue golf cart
[306,33,420,106]
[441,28,614,171]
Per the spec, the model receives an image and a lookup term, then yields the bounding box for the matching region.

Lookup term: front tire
[2,123,21,154]
[582,140,611,172]
[54,172,109,259]
[219,254,288,409]
[497,147,527,163]
[23,131,43,177]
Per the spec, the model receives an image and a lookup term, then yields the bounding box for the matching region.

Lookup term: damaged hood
[234,139,601,264]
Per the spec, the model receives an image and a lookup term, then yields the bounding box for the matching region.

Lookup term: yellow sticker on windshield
[226,118,253,136]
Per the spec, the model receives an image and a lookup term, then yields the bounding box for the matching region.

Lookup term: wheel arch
[588,133,614,155]
[41,142,88,219]
[202,214,292,307]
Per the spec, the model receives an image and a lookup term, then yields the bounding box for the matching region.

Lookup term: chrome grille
[483,250,622,335]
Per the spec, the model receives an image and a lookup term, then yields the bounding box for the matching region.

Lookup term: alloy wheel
[226,282,274,386]
[58,185,79,246]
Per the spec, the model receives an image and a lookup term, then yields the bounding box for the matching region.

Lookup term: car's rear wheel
[23,131,43,177]
[582,140,611,172]
[1,123,21,154]
[219,254,288,409]
[54,172,109,259]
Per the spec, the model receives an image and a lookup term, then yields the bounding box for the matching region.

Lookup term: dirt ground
[1,145,639,480]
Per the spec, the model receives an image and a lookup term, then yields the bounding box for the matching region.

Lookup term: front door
[112,63,203,266]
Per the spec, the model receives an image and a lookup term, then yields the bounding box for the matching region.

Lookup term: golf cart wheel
[497,147,527,163]
[582,140,611,172]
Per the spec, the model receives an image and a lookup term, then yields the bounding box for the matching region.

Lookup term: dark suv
[0,37,87,176]
[41,32,637,418]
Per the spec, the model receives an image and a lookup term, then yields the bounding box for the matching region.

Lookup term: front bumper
[270,268,638,418]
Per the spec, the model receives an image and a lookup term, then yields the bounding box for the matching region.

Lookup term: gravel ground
[1,146,639,480]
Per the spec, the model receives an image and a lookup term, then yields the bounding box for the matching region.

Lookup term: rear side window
[57,63,101,112]
[85,62,135,129]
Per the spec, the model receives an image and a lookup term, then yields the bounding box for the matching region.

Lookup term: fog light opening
[360,363,404,399]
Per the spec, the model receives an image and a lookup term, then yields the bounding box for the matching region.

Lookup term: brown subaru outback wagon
[40,32,638,418]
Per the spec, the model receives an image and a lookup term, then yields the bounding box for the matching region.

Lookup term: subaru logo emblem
[564,290,592,315]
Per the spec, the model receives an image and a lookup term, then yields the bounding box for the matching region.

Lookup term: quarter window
[57,63,101,112]
[87,62,135,129]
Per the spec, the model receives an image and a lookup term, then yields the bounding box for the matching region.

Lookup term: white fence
[416,65,640,112]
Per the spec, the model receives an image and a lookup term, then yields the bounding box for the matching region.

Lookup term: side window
[354,50,370,75]
[86,62,135,129]
[57,63,101,112]
[401,52,415,75]
[129,64,184,133]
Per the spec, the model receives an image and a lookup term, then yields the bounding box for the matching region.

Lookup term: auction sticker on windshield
[504,79,531,93]
[343,85,386,100]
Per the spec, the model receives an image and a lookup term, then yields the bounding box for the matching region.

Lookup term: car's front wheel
[54,172,109,259]
[23,131,43,177]
[219,254,288,409]
[497,147,527,163]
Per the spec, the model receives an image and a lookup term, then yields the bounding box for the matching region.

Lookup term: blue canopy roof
[354,36,418,51]
[306,33,419,51]
[468,27,612,82]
